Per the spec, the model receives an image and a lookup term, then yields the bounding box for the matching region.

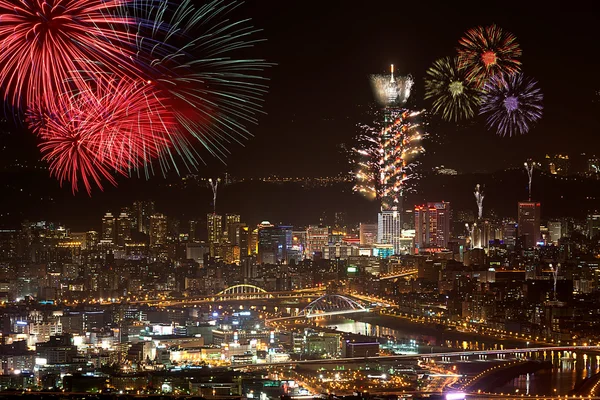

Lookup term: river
[317,315,600,396]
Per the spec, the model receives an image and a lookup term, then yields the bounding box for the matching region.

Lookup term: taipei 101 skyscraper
[365,65,425,254]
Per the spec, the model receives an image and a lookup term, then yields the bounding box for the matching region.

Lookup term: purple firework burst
[479,73,543,137]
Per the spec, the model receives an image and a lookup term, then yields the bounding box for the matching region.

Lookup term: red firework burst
[457,24,522,85]
[0,0,137,110]
[27,79,178,194]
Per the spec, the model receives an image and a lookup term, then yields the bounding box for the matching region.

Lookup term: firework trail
[479,73,543,137]
[117,0,271,171]
[457,24,522,85]
[0,0,270,194]
[353,107,426,209]
[0,0,138,111]
[369,64,413,107]
[474,184,484,219]
[424,57,482,121]
[524,159,536,201]
[354,66,426,210]
[26,79,177,194]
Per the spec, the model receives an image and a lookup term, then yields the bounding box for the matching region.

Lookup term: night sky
[225,0,600,176]
[1,0,600,228]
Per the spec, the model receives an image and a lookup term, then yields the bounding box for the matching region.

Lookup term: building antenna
[465,222,476,250]
[208,178,220,214]
[474,184,484,220]
[525,160,535,201]
[551,263,559,302]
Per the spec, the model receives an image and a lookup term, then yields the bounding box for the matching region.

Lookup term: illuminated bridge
[125,286,326,306]
[232,346,600,369]
[267,294,369,322]
[379,269,418,280]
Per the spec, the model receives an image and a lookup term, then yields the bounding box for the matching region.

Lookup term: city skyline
[1,1,600,398]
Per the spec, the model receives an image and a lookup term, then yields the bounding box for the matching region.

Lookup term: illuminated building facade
[116,212,132,247]
[414,202,451,250]
[207,213,223,246]
[359,223,378,246]
[377,210,401,254]
[258,224,291,264]
[517,202,541,248]
[132,200,155,234]
[149,213,167,246]
[587,212,600,239]
[306,225,329,259]
[101,213,115,244]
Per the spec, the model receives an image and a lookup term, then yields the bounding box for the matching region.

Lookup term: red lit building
[414,202,451,250]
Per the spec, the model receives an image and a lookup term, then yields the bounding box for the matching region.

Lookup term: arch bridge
[297,294,369,318]
[217,284,267,295]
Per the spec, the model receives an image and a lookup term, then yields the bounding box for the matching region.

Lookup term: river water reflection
[318,316,600,395]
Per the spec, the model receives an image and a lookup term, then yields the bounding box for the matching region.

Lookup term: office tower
[306,225,329,259]
[258,225,290,264]
[249,228,259,255]
[414,202,451,250]
[587,212,600,239]
[132,200,155,234]
[207,213,223,246]
[502,219,518,249]
[101,213,116,244]
[224,214,241,239]
[359,223,378,246]
[85,231,99,250]
[116,212,132,247]
[239,226,250,258]
[149,213,168,246]
[189,220,198,242]
[517,202,541,249]
[548,220,562,245]
[377,210,401,255]
[227,222,246,246]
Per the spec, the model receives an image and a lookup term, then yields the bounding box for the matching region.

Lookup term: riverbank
[346,313,546,350]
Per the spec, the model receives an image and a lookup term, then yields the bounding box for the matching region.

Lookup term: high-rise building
[359,223,378,246]
[239,226,250,258]
[306,225,329,259]
[85,231,99,250]
[517,202,541,249]
[207,213,223,246]
[224,214,241,239]
[587,212,600,239]
[377,210,401,254]
[414,202,451,250]
[101,213,116,244]
[227,222,246,246]
[149,213,168,246]
[502,219,518,249]
[132,200,155,234]
[116,212,132,247]
[548,220,562,245]
[258,224,291,264]
[189,220,198,242]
